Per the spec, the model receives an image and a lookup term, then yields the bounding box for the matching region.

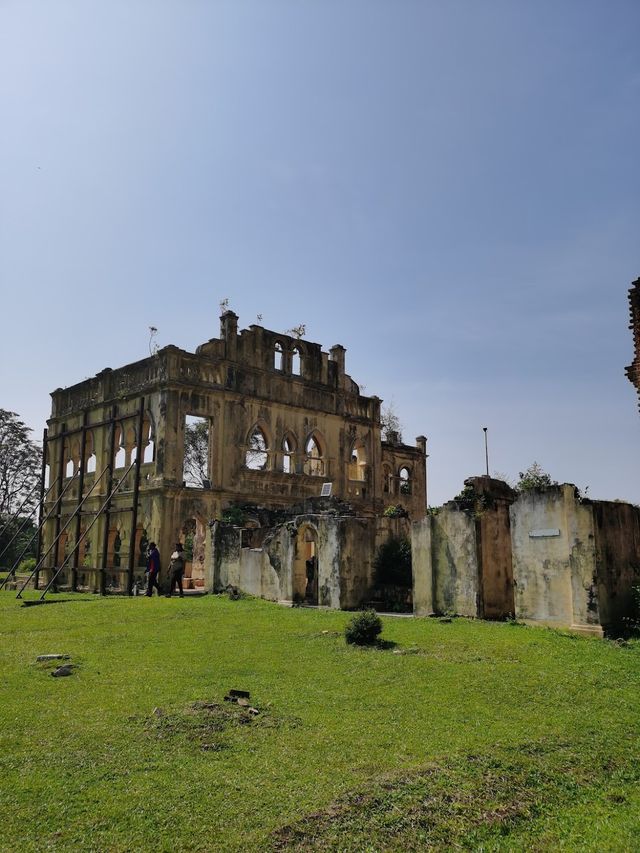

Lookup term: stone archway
[293,523,318,605]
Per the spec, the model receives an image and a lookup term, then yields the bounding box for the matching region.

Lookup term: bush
[373,537,412,587]
[345,610,383,646]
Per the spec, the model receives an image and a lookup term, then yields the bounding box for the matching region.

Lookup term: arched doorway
[293,523,318,605]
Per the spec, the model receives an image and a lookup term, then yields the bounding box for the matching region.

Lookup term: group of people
[144,541,186,597]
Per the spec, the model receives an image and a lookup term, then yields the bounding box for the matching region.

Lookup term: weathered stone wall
[411,509,478,617]
[509,485,601,633]
[592,500,640,631]
[469,477,516,620]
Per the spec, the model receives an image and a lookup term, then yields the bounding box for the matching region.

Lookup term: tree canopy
[0,409,41,517]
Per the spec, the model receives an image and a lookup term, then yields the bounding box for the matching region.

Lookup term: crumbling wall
[592,500,640,632]
[411,510,478,618]
[467,477,516,620]
[509,485,601,634]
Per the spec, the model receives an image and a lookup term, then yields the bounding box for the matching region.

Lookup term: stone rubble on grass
[37,654,70,662]
[51,664,73,677]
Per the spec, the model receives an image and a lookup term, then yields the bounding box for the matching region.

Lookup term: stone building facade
[40,312,426,594]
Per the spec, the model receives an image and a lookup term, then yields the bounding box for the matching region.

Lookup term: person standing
[167,542,185,597]
[145,542,161,597]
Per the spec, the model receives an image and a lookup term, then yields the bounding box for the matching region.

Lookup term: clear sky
[1,1,639,506]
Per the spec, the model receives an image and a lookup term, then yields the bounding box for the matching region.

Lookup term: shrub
[345,610,383,646]
[516,462,557,491]
[383,504,407,518]
[373,537,412,587]
[18,557,37,574]
[221,505,245,526]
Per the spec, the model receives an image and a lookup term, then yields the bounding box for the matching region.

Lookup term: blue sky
[1,1,639,505]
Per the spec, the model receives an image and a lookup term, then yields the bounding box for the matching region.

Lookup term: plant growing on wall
[452,483,486,516]
[383,504,407,518]
[516,462,557,491]
[381,403,403,442]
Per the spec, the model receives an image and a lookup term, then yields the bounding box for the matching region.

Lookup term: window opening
[399,466,412,495]
[274,341,284,371]
[304,435,324,476]
[282,436,295,474]
[246,425,268,470]
[292,347,302,376]
[142,418,155,463]
[114,426,126,469]
[349,439,367,481]
[183,415,210,487]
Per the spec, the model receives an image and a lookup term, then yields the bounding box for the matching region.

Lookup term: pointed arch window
[292,346,302,376]
[304,434,324,476]
[399,466,412,495]
[349,438,367,482]
[246,425,269,470]
[282,434,296,474]
[85,431,97,473]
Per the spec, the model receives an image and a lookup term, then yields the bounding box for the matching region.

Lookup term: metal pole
[34,428,48,589]
[483,427,489,477]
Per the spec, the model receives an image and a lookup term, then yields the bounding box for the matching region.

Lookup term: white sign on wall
[529,528,561,538]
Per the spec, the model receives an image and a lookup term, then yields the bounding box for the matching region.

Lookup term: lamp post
[483,427,489,477]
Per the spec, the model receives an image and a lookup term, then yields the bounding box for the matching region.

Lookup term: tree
[183,419,209,487]
[381,403,403,442]
[0,410,41,567]
[516,462,556,491]
[0,409,41,517]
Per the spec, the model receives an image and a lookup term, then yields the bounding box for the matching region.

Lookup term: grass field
[1,590,639,852]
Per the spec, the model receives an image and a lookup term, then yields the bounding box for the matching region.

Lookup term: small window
[399,467,412,495]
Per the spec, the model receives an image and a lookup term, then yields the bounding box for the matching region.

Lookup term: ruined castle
[34,286,640,637]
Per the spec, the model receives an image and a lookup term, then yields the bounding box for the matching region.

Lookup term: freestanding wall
[412,480,640,636]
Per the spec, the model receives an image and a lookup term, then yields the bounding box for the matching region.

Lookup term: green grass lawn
[1,591,639,852]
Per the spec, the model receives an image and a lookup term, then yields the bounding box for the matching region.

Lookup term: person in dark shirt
[167,542,185,597]
[145,542,161,597]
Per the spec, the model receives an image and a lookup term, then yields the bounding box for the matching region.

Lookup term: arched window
[274,341,284,371]
[349,439,367,481]
[246,425,269,470]
[114,425,126,469]
[382,464,392,494]
[85,431,96,473]
[65,458,74,479]
[399,466,412,495]
[282,434,296,474]
[292,346,302,376]
[142,416,155,464]
[304,433,324,476]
